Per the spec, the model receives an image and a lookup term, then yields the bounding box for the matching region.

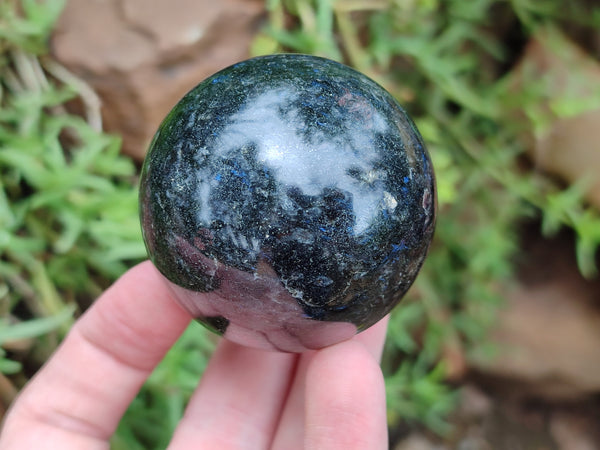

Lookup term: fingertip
[305,340,388,450]
[168,339,297,449]
[354,315,389,362]
[78,260,191,372]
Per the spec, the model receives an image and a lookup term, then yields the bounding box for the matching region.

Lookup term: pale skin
[0,261,389,449]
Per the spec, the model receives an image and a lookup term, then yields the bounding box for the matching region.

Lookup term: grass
[0,0,148,414]
[1,0,600,447]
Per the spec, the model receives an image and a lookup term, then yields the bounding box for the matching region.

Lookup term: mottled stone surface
[140,54,436,352]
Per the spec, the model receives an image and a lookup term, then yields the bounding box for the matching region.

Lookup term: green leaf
[0,356,22,374]
[0,306,75,345]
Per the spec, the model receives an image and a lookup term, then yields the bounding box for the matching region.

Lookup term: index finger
[0,261,191,449]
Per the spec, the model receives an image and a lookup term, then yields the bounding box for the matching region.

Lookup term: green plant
[0,0,146,388]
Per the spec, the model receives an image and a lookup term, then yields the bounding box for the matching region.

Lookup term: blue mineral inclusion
[140,54,436,352]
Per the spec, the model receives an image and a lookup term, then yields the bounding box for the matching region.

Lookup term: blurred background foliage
[1,0,599,447]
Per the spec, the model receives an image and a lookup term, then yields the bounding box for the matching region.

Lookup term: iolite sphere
[140,54,435,352]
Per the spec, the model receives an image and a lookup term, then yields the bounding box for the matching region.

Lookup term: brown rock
[51,0,265,159]
[534,109,600,209]
[469,229,600,400]
[474,282,600,398]
[510,27,600,209]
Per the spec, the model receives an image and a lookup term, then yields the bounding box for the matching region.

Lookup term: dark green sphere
[140,54,435,352]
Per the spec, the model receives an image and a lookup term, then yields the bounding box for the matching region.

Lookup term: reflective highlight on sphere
[140,54,436,352]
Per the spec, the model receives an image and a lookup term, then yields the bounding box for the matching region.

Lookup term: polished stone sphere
[140,54,436,352]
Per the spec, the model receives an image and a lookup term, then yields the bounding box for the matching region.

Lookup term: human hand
[0,261,389,449]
